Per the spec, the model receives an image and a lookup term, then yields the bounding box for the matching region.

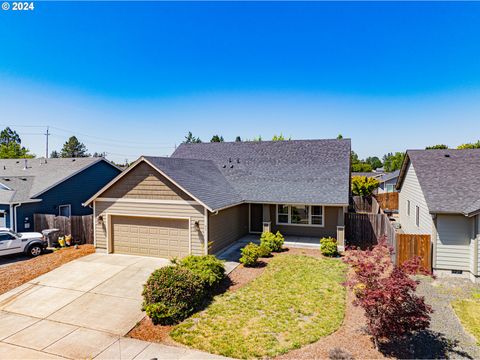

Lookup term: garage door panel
[111,216,190,258]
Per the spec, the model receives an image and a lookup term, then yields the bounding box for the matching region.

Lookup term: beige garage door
[111,216,190,258]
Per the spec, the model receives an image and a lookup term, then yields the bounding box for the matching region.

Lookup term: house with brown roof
[84,139,351,258]
[396,149,480,282]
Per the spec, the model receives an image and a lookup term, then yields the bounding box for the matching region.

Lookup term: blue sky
[1,1,480,162]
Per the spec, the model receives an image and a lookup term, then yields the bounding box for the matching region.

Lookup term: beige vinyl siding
[208,204,249,254]
[270,205,343,238]
[94,201,205,256]
[102,162,192,201]
[399,162,432,234]
[436,214,472,271]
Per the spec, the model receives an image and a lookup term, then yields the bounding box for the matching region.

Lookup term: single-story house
[396,149,480,282]
[0,158,122,231]
[84,139,351,258]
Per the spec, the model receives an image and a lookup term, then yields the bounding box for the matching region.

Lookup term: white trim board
[96,197,199,206]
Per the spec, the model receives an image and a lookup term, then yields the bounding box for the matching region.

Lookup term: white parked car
[0,228,47,257]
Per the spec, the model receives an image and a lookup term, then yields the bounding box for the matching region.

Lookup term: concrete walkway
[216,234,320,273]
[0,253,228,359]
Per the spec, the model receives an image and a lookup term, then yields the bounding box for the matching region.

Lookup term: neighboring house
[0,158,122,232]
[351,170,399,193]
[377,170,400,193]
[84,139,351,258]
[396,149,480,282]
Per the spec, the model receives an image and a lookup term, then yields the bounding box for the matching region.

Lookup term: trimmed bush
[320,237,338,257]
[178,255,225,288]
[260,231,285,252]
[258,244,272,258]
[240,243,260,266]
[142,266,206,325]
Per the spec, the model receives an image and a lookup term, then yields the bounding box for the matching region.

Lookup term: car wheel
[28,244,43,257]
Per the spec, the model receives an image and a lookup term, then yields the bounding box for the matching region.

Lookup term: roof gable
[0,158,120,204]
[397,149,480,215]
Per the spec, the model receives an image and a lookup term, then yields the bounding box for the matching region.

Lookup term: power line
[48,134,175,149]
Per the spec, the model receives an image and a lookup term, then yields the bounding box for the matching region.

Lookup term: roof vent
[21,178,27,181]
[222,164,226,168]
[3,178,10,181]
[236,158,240,164]
[2,166,5,170]
[444,154,450,158]
[72,159,76,162]
[16,160,19,164]
[230,164,234,168]
[228,158,232,163]
[23,159,28,170]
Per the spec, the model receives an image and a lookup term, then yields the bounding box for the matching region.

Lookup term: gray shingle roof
[0,158,115,204]
[143,156,242,211]
[171,139,351,207]
[398,149,480,215]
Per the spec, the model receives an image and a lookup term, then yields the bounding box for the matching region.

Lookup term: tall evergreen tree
[60,136,90,157]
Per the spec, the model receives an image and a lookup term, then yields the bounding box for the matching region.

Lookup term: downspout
[13,203,22,232]
[9,204,14,230]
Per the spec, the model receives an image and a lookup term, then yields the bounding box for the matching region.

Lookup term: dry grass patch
[0,245,95,295]
[171,254,347,359]
[452,293,480,345]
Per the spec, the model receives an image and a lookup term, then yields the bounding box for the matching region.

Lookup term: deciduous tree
[351,176,379,196]
[382,152,405,172]
[343,238,432,348]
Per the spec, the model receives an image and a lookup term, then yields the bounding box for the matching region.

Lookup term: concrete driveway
[0,253,227,359]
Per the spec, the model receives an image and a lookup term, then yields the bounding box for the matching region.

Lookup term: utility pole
[45,126,50,158]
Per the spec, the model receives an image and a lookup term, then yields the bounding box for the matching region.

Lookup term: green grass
[171,255,347,359]
[452,296,480,345]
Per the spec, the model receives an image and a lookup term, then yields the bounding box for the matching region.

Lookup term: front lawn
[452,293,480,345]
[171,254,347,359]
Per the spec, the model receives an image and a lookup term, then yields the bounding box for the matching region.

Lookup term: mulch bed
[0,245,95,295]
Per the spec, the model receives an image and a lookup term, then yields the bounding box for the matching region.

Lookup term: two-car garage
[110,216,190,258]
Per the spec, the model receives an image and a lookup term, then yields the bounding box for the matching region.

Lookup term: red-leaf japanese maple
[343,237,433,348]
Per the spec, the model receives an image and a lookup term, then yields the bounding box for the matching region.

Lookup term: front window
[277,205,289,224]
[291,205,309,224]
[276,205,324,226]
[311,206,323,225]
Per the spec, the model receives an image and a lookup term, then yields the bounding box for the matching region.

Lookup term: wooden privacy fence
[352,196,373,213]
[396,234,432,271]
[345,213,396,252]
[34,214,94,245]
[374,192,399,211]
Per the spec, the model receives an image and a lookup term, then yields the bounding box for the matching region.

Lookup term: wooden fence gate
[345,213,396,251]
[396,234,432,271]
[34,214,94,244]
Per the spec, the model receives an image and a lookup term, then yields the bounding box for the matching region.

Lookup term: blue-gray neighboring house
[0,157,121,232]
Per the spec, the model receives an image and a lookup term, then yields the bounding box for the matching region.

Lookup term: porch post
[262,204,271,233]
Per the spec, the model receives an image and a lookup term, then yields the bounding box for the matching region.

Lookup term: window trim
[415,205,420,227]
[58,204,72,218]
[276,204,324,227]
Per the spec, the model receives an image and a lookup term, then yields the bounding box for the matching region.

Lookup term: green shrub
[258,244,272,258]
[260,231,285,252]
[142,266,206,325]
[240,243,260,266]
[320,237,338,257]
[178,255,225,288]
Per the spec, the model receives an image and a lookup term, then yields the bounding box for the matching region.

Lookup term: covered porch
[248,203,346,248]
